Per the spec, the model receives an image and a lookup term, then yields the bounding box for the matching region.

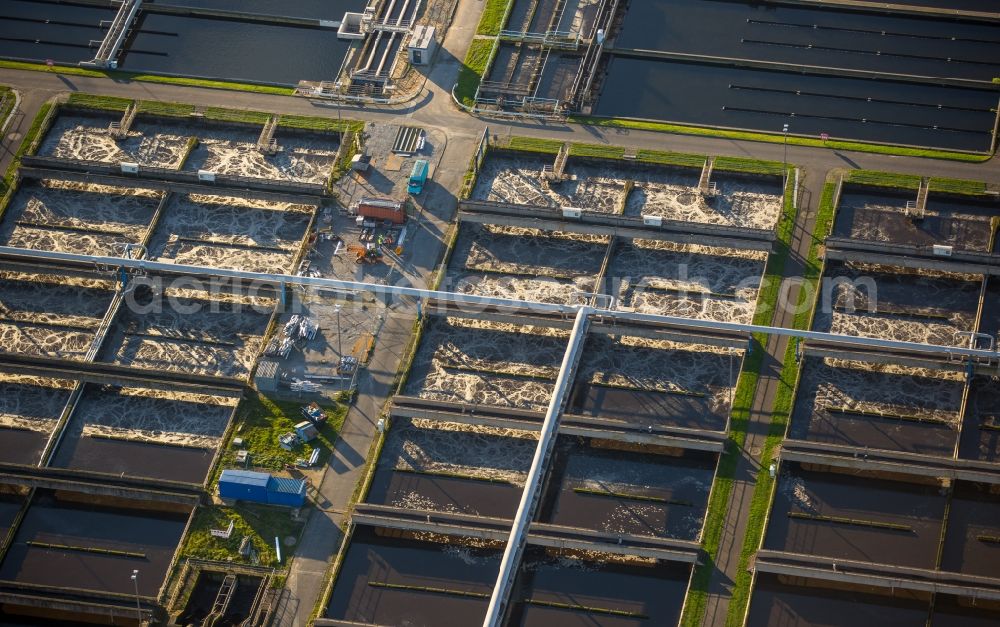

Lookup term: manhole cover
[283,536,297,547]
[7,132,21,142]
[750,447,762,457]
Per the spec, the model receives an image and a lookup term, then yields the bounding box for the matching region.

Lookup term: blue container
[219,469,269,504]
[266,476,307,507]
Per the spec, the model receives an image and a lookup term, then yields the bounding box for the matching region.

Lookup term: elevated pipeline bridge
[458,199,775,250]
[391,396,728,452]
[18,156,326,205]
[0,246,997,365]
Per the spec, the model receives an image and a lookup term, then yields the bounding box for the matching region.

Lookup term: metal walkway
[83,0,142,69]
[0,246,996,363]
[484,308,590,625]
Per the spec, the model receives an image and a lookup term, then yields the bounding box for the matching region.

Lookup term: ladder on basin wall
[204,573,238,627]
[909,177,929,219]
[257,115,279,155]
[698,157,717,197]
[109,101,137,139]
[543,142,570,182]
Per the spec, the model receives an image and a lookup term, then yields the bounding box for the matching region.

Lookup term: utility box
[358,198,405,224]
[562,207,582,219]
[198,170,216,182]
[295,421,318,443]
[408,25,436,66]
[120,162,139,174]
[932,245,953,257]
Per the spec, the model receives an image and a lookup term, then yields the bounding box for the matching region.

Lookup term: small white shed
[408,25,436,66]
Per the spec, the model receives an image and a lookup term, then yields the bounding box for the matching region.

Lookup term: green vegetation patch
[214,393,347,478]
[136,100,196,117]
[714,156,785,176]
[505,136,562,153]
[203,107,271,125]
[476,0,514,35]
[0,101,54,218]
[928,177,988,196]
[65,93,133,111]
[456,38,495,107]
[181,502,303,566]
[280,114,363,133]
[845,169,922,189]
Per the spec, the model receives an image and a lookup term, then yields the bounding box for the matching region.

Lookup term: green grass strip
[788,511,913,532]
[713,156,785,176]
[721,178,839,627]
[635,149,706,168]
[845,170,922,189]
[203,107,270,125]
[573,487,693,506]
[0,60,295,95]
[368,581,490,598]
[928,177,988,196]
[456,38,494,107]
[569,142,625,159]
[682,174,799,626]
[826,406,951,426]
[27,541,145,559]
[477,0,514,35]
[136,100,196,117]
[507,136,562,154]
[568,115,990,163]
[977,535,1000,544]
[0,101,53,217]
[279,114,363,133]
[394,466,517,485]
[65,93,133,112]
[524,598,649,619]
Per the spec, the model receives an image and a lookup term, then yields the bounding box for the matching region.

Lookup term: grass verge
[0,60,295,95]
[680,170,797,626]
[213,392,348,481]
[0,100,54,215]
[721,178,838,626]
[180,502,303,566]
[455,38,494,108]
[476,0,514,35]
[568,115,992,162]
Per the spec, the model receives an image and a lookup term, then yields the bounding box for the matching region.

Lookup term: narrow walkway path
[702,168,825,626]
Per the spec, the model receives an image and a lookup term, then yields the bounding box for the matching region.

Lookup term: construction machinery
[348,244,382,264]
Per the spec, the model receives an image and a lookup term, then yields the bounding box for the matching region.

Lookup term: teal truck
[407,159,428,195]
